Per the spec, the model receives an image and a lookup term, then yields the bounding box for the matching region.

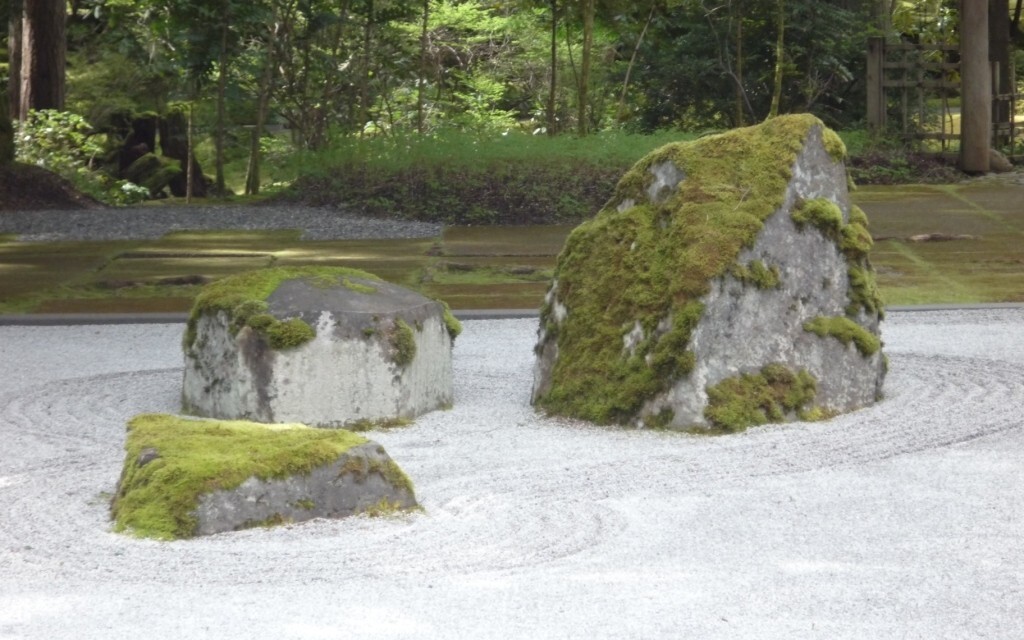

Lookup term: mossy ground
[111,413,370,540]
[4,182,1024,313]
[535,114,844,425]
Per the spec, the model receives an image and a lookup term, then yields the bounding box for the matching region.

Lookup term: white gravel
[1,311,1022,639]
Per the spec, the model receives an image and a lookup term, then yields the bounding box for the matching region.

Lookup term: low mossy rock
[531,114,886,432]
[182,266,460,427]
[111,413,418,539]
[122,152,181,197]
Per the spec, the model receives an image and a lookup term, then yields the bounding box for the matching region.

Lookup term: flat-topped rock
[111,414,418,539]
[182,267,461,427]
[532,115,886,432]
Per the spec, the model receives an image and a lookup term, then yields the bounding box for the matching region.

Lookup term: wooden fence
[866,36,1022,156]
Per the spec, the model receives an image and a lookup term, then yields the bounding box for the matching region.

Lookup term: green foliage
[14,110,105,173]
[536,115,828,425]
[625,1,873,130]
[288,128,691,224]
[13,110,150,205]
[110,413,369,539]
[703,364,818,433]
[803,316,882,356]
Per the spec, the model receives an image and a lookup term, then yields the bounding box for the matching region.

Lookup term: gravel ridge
[1,311,1022,639]
[0,204,442,241]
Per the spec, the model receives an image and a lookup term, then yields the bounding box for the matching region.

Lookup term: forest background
[1,0,1022,223]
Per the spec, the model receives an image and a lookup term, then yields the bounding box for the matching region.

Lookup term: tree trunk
[214,9,229,194]
[416,0,429,134]
[734,12,744,126]
[576,0,594,136]
[19,0,66,118]
[8,0,23,121]
[547,0,558,136]
[767,0,784,119]
[0,110,13,164]
[359,0,374,136]
[160,107,208,198]
[960,0,991,172]
[617,2,656,123]
[246,41,278,196]
[990,0,1012,147]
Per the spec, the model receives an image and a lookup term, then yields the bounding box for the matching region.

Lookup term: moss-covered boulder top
[182,266,459,428]
[531,114,886,432]
[111,413,418,540]
[184,266,461,352]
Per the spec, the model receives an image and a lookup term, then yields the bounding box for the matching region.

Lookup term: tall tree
[16,0,66,119]
[767,0,784,118]
[7,0,22,120]
[576,0,594,135]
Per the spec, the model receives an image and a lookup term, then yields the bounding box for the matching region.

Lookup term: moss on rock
[803,316,881,356]
[184,266,384,352]
[703,364,818,433]
[535,114,835,424]
[792,198,843,241]
[110,413,371,540]
[390,319,417,367]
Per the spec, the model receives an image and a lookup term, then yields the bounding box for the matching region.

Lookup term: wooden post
[989,0,1011,147]
[866,37,885,133]
[960,0,991,172]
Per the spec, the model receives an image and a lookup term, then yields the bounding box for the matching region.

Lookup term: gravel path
[1,311,1022,639]
[0,205,442,241]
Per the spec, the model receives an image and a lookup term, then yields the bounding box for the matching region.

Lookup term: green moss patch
[803,316,881,356]
[731,260,781,289]
[792,198,843,241]
[703,364,818,433]
[184,266,383,351]
[536,114,835,424]
[792,199,884,319]
[390,319,417,366]
[110,413,369,540]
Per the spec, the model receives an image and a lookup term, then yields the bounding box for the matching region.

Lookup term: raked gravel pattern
[0,311,1022,639]
[0,205,442,241]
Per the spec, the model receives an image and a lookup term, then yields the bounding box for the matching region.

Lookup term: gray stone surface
[532,119,886,430]
[183,276,454,427]
[641,127,884,426]
[192,441,416,536]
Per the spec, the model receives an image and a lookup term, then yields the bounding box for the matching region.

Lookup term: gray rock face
[183,270,456,427]
[531,115,886,431]
[192,441,417,536]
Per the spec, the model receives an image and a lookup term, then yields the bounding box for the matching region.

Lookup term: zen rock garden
[113,266,461,539]
[113,114,887,539]
[531,113,886,432]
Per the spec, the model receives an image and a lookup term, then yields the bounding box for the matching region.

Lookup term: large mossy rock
[182,266,461,428]
[111,413,418,539]
[531,114,886,432]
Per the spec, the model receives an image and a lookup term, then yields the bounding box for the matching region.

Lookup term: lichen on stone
[703,363,818,433]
